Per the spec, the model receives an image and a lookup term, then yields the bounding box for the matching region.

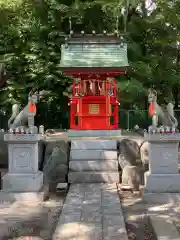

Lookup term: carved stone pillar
[2,134,43,193]
[144,133,180,194]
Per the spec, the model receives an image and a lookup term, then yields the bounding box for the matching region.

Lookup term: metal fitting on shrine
[64,37,69,49]
[120,36,124,47]
[103,30,107,35]
[81,30,85,35]
[92,30,96,35]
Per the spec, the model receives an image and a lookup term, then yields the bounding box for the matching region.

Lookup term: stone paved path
[53,184,128,240]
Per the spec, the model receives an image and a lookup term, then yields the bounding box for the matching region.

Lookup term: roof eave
[61,67,129,76]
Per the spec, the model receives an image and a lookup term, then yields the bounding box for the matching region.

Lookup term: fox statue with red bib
[148,89,178,133]
[8,90,38,131]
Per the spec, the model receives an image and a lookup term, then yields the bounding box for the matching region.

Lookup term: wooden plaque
[89,104,99,114]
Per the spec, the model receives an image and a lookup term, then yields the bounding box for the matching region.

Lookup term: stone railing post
[2,133,43,194]
[144,132,180,194]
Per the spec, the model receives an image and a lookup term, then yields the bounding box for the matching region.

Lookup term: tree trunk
[172,86,179,109]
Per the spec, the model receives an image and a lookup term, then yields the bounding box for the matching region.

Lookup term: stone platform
[53,184,128,240]
[68,130,122,137]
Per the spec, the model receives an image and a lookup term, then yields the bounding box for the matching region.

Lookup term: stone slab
[4,133,41,142]
[70,150,117,160]
[56,183,68,190]
[68,129,122,137]
[53,184,128,240]
[71,140,117,150]
[144,171,180,192]
[68,172,119,183]
[148,142,179,174]
[150,215,180,240]
[2,171,43,192]
[144,132,180,142]
[69,160,118,171]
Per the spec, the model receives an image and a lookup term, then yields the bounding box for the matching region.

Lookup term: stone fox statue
[8,91,38,129]
[148,89,178,130]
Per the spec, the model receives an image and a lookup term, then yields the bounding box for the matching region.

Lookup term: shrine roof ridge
[61,67,128,76]
[62,31,126,36]
[65,38,124,44]
[62,32,126,44]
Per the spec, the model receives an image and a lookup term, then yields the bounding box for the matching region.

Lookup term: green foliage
[1,0,180,128]
[0,0,72,121]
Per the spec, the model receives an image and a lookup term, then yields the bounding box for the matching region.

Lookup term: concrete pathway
[53,184,128,240]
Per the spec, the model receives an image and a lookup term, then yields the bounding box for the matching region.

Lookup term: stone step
[70,150,117,160]
[68,172,119,183]
[150,215,180,240]
[71,140,117,150]
[69,160,118,171]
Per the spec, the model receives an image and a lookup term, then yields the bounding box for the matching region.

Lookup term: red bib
[149,103,155,116]
[29,104,36,114]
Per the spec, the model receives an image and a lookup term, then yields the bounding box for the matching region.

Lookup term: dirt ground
[0,191,67,240]
[118,188,157,240]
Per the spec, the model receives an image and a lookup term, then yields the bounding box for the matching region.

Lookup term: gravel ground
[0,191,67,240]
[118,187,157,240]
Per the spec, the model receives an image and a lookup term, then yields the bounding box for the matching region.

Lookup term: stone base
[143,192,178,204]
[68,130,121,137]
[0,184,49,202]
[144,171,180,192]
[2,171,43,192]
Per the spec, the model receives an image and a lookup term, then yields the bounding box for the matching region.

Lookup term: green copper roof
[60,43,129,68]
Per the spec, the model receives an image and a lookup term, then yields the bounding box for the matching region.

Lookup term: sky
[145,0,156,14]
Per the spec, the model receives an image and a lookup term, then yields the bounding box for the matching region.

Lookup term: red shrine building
[59,32,129,133]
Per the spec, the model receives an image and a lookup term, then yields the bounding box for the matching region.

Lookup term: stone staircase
[68,140,119,183]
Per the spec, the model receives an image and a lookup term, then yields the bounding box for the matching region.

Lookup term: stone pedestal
[144,133,180,193]
[0,134,48,201]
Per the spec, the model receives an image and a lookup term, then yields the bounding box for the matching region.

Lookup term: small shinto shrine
[60,32,129,131]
